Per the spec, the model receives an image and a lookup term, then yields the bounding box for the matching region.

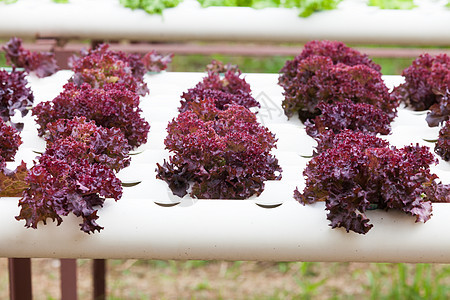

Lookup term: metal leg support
[8,258,32,300]
[93,259,106,300]
[61,259,78,300]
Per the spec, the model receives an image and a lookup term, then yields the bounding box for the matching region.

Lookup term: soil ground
[2,258,450,299]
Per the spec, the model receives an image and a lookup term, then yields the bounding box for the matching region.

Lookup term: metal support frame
[60,259,78,300]
[7,258,108,300]
[8,258,32,300]
[93,259,106,300]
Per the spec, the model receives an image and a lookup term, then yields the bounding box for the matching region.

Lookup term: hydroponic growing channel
[0,0,449,45]
[0,70,449,263]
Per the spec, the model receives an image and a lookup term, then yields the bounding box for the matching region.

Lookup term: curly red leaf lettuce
[70,44,172,96]
[426,89,450,127]
[198,68,252,95]
[309,129,390,157]
[205,59,240,74]
[282,40,381,73]
[279,55,397,122]
[295,131,447,234]
[180,87,260,113]
[69,44,144,94]
[391,54,449,112]
[45,117,131,172]
[141,50,174,72]
[32,82,149,149]
[305,100,392,143]
[157,98,281,199]
[0,68,34,130]
[435,120,450,161]
[180,62,259,113]
[16,138,123,234]
[0,119,22,163]
[2,37,59,78]
[391,53,450,127]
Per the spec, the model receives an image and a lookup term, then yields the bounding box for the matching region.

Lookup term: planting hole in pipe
[255,203,283,209]
[410,111,428,115]
[121,181,142,187]
[423,138,438,143]
[130,149,145,155]
[154,201,180,207]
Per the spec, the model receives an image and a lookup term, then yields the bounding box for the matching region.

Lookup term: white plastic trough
[0,0,449,46]
[0,71,449,263]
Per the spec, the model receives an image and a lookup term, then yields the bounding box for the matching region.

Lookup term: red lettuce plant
[391,54,449,111]
[0,119,22,166]
[197,67,252,95]
[295,131,448,234]
[141,50,174,72]
[435,120,450,161]
[308,127,390,158]
[69,44,172,96]
[279,55,397,122]
[45,117,131,172]
[157,98,281,199]
[2,37,59,78]
[205,59,240,74]
[32,82,150,149]
[180,62,259,113]
[16,137,123,233]
[0,68,34,130]
[281,40,381,74]
[305,100,392,143]
[426,88,450,127]
[16,114,133,233]
[180,87,259,113]
[391,54,450,127]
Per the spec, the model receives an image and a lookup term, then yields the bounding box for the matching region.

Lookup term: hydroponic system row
[0,35,449,263]
[0,0,449,263]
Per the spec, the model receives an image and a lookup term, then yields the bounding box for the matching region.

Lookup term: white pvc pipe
[0,71,449,262]
[0,0,449,45]
[1,198,450,263]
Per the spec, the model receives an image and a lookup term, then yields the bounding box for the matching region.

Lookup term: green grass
[365,263,450,299]
[0,52,6,67]
[1,249,450,298]
[124,261,450,299]
[170,54,291,73]
[372,56,414,75]
[170,53,416,75]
